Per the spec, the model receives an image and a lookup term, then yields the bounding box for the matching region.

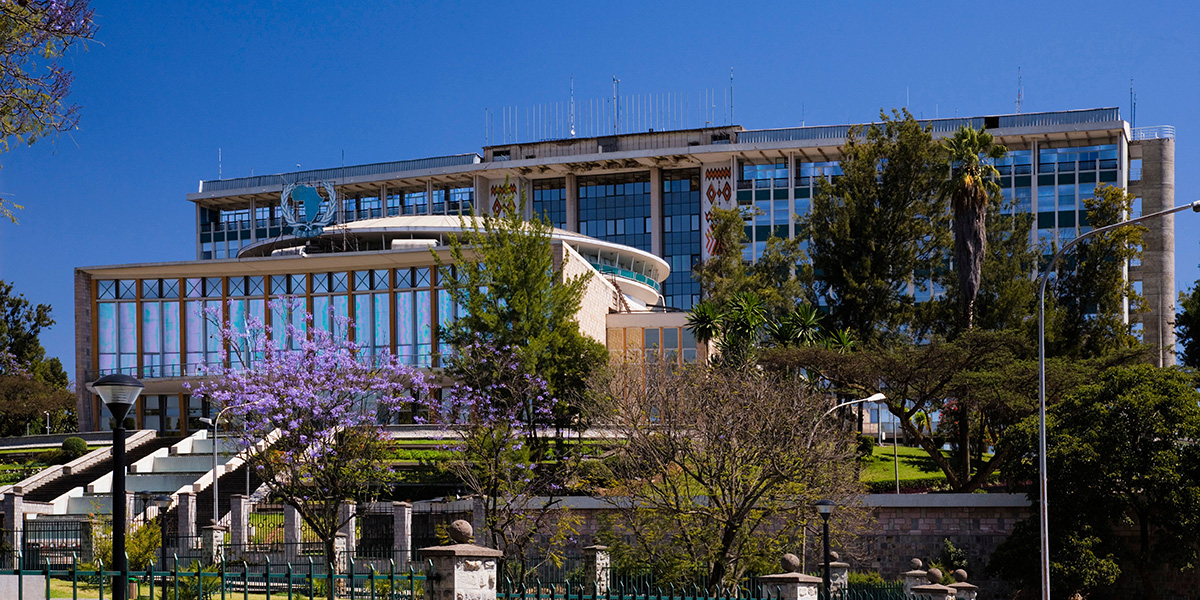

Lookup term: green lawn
[859,443,1000,492]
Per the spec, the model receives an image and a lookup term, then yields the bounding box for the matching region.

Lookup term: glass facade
[578,172,652,252]
[91,266,460,427]
[532,178,567,229]
[662,169,701,309]
[738,159,791,260]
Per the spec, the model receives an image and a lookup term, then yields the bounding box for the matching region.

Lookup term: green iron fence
[0,553,428,600]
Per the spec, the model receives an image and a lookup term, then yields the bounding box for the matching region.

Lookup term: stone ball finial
[926,568,943,584]
[781,553,801,573]
[829,550,839,561]
[448,519,473,544]
[910,558,923,570]
[953,569,968,582]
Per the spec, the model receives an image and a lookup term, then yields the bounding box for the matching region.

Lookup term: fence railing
[0,553,428,600]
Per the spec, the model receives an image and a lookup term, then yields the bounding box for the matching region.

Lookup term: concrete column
[565,173,579,232]
[333,533,348,573]
[420,520,503,600]
[176,492,197,543]
[426,181,435,216]
[582,545,611,595]
[948,569,978,600]
[757,554,820,600]
[79,520,97,565]
[825,552,849,593]
[201,523,225,566]
[901,559,928,597]
[650,167,664,256]
[284,504,302,564]
[338,501,356,556]
[471,496,487,547]
[0,491,22,567]
[73,270,95,433]
[474,176,491,216]
[1138,137,1176,366]
[392,502,412,568]
[229,495,249,548]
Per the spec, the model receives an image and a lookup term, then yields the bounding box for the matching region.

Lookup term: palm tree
[942,126,1007,330]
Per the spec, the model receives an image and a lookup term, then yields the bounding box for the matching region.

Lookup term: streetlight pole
[1035,199,1200,600]
[814,500,836,600]
[152,495,171,572]
[805,393,886,449]
[199,405,233,526]
[90,374,144,600]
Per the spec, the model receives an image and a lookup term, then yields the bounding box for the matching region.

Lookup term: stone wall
[554,241,618,344]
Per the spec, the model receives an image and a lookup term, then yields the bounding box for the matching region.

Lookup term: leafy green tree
[991,364,1200,598]
[693,205,808,316]
[803,109,950,346]
[941,126,1007,331]
[0,280,72,435]
[761,332,1146,492]
[1051,184,1145,358]
[0,1,95,223]
[1177,282,1200,367]
[433,182,608,437]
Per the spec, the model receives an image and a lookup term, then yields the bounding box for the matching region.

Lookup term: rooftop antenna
[612,76,620,134]
[218,147,222,180]
[730,67,734,124]
[570,75,576,137]
[1016,67,1023,113]
[1130,78,1137,128]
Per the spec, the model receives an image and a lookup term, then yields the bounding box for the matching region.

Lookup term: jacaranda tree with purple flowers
[420,336,582,579]
[191,299,428,586]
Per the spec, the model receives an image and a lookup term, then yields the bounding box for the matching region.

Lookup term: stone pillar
[757,554,820,600]
[565,173,579,232]
[201,523,225,566]
[911,568,953,600]
[901,558,928,597]
[393,502,412,568]
[338,501,357,557]
[471,496,487,546]
[229,495,249,548]
[0,491,22,568]
[333,533,348,573]
[947,570,978,600]
[176,492,197,546]
[825,551,849,593]
[421,520,503,600]
[650,167,664,256]
[283,504,302,564]
[582,545,611,595]
[1138,137,1176,366]
[79,519,97,564]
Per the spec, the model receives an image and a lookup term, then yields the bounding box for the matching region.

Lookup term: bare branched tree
[600,362,866,591]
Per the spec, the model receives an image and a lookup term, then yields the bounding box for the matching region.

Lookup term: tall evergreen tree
[804,109,950,346]
[433,182,607,436]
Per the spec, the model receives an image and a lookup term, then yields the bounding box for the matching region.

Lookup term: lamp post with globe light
[814,499,836,600]
[89,373,144,600]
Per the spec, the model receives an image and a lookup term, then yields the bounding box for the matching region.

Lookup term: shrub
[856,435,876,460]
[62,437,88,459]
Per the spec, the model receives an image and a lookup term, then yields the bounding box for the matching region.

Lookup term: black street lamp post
[152,495,172,572]
[815,499,836,600]
[90,374,144,600]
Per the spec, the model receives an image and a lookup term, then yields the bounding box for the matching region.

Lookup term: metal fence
[0,553,428,599]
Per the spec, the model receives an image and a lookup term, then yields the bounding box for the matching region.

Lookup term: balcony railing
[1131,125,1176,141]
[198,154,482,194]
[590,263,661,292]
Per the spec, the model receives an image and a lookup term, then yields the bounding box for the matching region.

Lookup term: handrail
[1131,125,1175,140]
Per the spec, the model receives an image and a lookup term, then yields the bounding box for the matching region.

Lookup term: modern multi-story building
[74,106,1177,432]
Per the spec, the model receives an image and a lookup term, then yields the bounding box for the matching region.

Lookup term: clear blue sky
[2,0,1198,378]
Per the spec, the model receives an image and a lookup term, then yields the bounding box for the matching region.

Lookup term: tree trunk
[324,536,338,600]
